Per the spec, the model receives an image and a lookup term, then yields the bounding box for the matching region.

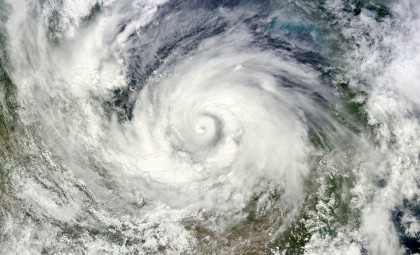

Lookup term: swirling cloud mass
[0,0,419,254]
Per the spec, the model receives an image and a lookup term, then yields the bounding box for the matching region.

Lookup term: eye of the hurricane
[194,114,215,135]
[179,113,221,147]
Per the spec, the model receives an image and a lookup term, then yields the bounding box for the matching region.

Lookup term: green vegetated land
[274,2,391,253]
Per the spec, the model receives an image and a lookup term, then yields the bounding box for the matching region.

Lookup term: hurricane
[0,0,419,254]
